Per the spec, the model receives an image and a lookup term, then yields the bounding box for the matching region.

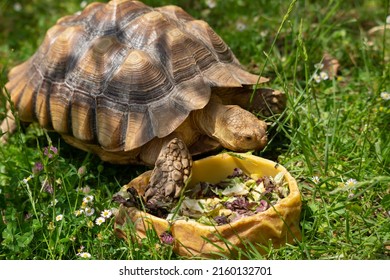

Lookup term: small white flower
[345,178,358,187]
[311,176,320,184]
[13,3,22,12]
[101,209,112,219]
[49,199,58,207]
[95,217,105,225]
[74,209,84,216]
[22,175,34,185]
[205,0,217,9]
[84,207,95,216]
[260,30,268,37]
[380,92,390,100]
[77,252,91,258]
[83,195,94,203]
[313,71,329,83]
[56,214,64,222]
[80,1,88,8]
[313,73,322,83]
[236,21,247,32]
[386,15,390,24]
[319,71,329,81]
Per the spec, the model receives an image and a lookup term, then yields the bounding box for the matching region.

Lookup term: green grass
[0,0,389,260]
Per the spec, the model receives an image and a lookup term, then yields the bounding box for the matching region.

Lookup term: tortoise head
[191,99,268,152]
[214,105,268,151]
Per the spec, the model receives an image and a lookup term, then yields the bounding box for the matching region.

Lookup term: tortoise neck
[190,96,226,138]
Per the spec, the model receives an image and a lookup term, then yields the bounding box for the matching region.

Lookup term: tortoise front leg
[143,138,192,214]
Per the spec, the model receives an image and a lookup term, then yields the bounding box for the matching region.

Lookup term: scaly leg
[143,138,192,214]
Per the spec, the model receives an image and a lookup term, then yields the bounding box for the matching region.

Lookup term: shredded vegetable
[166,167,289,225]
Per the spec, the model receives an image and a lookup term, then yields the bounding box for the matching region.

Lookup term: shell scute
[70,93,96,142]
[107,49,173,105]
[156,5,195,23]
[50,86,72,134]
[66,36,125,97]
[96,97,127,150]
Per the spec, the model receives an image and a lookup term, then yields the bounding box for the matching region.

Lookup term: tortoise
[1,0,285,211]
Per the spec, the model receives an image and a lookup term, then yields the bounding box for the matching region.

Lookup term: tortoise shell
[6,0,266,154]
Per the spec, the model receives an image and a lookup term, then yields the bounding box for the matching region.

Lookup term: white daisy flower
[95,217,105,226]
[313,73,322,83]
[74,209,84,217]
[380,91,390,100]
[345,178,358,187]
[77,252,91,258]
[56,214,64,222]
[311,176,320,184]
[319,71,329,81]
[49,199,58,207]
[101,209,112,219]
[22,175,34,185]
[84,207,95,216]
[83,195,94,203]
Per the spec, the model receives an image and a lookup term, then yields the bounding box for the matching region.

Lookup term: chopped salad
[166,167,289,226]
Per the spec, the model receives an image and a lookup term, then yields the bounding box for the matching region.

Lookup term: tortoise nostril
[245,136,252,141]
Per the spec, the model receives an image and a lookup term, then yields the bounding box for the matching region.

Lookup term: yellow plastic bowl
[114,153,301,258]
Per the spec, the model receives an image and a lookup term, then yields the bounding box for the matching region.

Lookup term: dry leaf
[322,53,340,79]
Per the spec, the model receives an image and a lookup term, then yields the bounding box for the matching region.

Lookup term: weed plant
[0,0,389,259]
